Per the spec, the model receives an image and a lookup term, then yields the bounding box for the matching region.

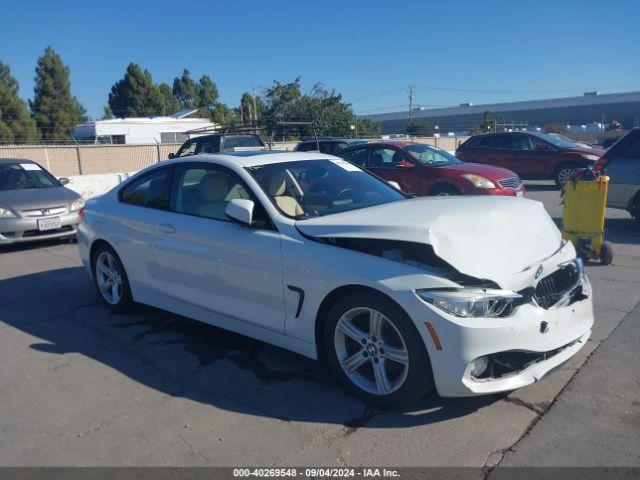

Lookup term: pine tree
[108,63,164,117]
[172,69,200,110]
[30,47,86,142]
[158,82,179,115]
[0,61,40,143]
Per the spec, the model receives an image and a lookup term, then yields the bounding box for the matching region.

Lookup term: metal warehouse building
[362,91,640,135]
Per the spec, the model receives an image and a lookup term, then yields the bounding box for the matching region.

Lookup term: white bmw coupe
[78,151,593,407]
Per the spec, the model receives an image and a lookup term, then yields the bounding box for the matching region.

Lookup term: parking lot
[1,181,639,468]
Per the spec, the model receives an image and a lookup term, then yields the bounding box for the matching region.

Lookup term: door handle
[155,223,176,234]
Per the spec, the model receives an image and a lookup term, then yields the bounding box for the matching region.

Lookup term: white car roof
[167,151,338,169]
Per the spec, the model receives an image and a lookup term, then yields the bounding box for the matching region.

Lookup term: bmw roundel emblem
[535,265,544,280]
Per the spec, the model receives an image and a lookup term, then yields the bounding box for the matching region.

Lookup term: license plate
[516,191,524,198]
[37,217,62,231]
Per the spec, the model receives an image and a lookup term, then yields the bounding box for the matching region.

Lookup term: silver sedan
[0,158,85,245]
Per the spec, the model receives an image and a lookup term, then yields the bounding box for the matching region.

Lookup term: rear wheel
[324,291,434,408]
[554,163,579,187]
[92,244,134,313]
[428,184,460,196]
[600,241,613,265]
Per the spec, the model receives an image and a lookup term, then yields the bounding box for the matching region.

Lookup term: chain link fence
[0,137,468,178]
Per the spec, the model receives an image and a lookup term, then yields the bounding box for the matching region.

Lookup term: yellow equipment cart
[562,173,613,265]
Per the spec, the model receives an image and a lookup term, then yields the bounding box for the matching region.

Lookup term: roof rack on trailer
[185,123,272,149]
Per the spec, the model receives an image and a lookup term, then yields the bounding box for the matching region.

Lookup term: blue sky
[2,0,639,119]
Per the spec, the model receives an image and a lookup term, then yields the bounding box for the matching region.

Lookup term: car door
[606,133,640,208]
[368,146,419,195]
[111,166,175,295]
[510,134,550,177]
[468,135,511,170]
[151,162,286,333]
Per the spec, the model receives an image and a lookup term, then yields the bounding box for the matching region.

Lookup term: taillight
[78,208,85,221]
[594,157,607,172]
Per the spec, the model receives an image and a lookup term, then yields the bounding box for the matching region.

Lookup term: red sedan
[338,141,524,197]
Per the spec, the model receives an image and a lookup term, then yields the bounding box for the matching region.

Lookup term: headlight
[0,206,16,218]
[416,288,522,318]
[581,154,600,162]
[461,174,496,189]
[70,198,85,212]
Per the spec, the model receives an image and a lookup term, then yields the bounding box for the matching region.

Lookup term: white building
[72,110,215,145]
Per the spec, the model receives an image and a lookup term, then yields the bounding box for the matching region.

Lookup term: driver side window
[171,165,270,227]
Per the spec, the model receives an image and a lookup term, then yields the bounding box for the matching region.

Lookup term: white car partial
[77,151,593,407]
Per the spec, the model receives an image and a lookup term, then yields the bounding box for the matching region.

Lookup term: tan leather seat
[194,173,230,219]
[268,172,304,217]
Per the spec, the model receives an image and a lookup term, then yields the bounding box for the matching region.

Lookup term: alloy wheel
[557,167,575,186]
[334,307,409,396]
[95,251,123,305]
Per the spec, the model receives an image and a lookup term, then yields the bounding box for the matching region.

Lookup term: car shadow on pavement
[1,266,498,429]
[523,183,559,192]
[549,215,639,249]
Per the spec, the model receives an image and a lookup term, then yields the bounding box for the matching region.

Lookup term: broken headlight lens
[416,288,522,318]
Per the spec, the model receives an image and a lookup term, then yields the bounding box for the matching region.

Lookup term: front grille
[473,338,581,380]
[498,176,522,189]
[20,206,68,217]
[534,261,582,309]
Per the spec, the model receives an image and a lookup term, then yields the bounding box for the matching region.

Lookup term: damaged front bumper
[398,273,594,397]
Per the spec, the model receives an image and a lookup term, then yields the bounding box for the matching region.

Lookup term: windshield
[0,163,60,191]
[248,159,406,219]
[536,132,576,148]
[404,144,461,166]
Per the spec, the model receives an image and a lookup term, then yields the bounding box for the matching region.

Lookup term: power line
[413,82,640,95]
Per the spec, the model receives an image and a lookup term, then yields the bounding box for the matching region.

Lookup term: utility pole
[408,85,415,126]
[252,85,258,126]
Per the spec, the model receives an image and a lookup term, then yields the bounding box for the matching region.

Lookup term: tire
[631,196,640,227]
[600,241,614,265]
[91,243,135,313]
[554,163,579,187]
[428,184,460,196]
[324,291,435,408]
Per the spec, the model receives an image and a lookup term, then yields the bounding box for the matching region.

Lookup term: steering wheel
[333,188,356,205]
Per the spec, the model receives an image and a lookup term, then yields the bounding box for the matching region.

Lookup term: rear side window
[319,142,334,154]
[223,135,263,150]
[483,135,507,149]
[296,142,316,152]
[120,168,173,210]
[465,137,485,147]
[339,146,369,167]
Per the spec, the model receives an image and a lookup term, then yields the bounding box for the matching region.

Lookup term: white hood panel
[296,196,562,286]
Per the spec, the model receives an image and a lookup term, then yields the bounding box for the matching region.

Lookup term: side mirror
[395,160,415,169]
[59,177,70,186]
[168,152,175,159]
[225,199,254,226]
[536,142,550,151]
[388,181,401,191]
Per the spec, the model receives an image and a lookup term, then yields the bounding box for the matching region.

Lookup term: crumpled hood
[296,196,562,286]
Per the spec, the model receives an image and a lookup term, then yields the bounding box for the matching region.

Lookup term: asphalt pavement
[1,181,638,468]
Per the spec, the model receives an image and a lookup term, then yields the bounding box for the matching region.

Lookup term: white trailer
[72,110,215,145]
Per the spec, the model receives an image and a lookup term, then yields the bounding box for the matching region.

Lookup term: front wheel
[92,244,135,313]
[554,163,579,187]
[324,291,434,408]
